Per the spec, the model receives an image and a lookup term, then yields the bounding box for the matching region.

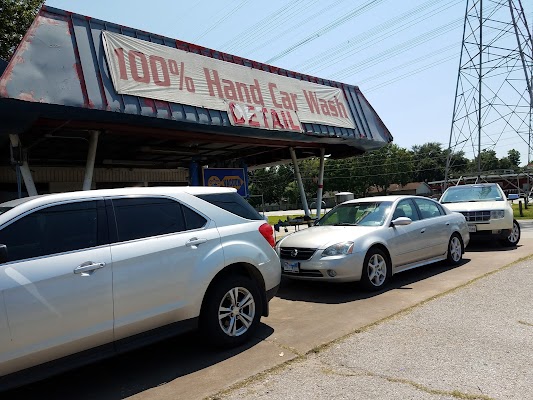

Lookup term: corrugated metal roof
[0,6,393,169]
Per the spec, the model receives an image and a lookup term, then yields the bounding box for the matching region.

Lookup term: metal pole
[82,131,99,190]
[477,0,483,178]
[289,147,310,218]
[446,0,471,186]
[19,161,37,196]
[16,164,22,198]
[507,0,533,165]
[316,148,326,218]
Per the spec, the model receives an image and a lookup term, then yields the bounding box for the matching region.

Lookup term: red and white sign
[102,32,355,131]
[227,102,302,132]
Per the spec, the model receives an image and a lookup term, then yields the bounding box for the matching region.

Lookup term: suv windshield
[316,201,392,227]
[440,185,503,203]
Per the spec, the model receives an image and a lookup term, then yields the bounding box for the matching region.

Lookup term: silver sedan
[276,195,469,290]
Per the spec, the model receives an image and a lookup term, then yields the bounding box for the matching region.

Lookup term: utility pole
[446,0,533,184]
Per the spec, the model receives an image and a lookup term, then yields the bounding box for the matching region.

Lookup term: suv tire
[200,275,262,347]
[500,219,520,247]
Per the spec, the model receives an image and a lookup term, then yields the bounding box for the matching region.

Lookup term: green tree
[0,0,44,60]
[412,142,446,182]
[475,149,500,172]
[248,163,294,206]
[507,149,520,169]
[371,144,414,194]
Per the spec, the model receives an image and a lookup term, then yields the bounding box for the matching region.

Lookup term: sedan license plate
[282,260,299,273]
[468,224,477,233]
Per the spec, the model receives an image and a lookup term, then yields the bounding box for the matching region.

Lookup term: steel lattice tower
[445,0,533,182]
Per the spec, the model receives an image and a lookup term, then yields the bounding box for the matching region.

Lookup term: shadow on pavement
[2,324,274,400]
[466,240,522,252]
[276,258,471,304]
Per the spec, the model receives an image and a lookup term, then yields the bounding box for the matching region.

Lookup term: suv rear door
[106,196,223,346]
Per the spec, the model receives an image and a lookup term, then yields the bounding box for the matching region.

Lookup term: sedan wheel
[447,233,463,266]
[361,248,390,291]
[200,276,262,347]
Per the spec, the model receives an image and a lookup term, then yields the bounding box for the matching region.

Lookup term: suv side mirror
[0,244,7,264]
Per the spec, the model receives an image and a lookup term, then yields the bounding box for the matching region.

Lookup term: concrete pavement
[219,257,533,400]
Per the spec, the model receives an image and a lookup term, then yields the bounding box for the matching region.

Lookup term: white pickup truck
[439,183,520,247]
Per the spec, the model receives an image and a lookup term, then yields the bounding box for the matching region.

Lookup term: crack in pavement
[319,364,496,400]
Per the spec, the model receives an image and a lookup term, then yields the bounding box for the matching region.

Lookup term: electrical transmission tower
[445,0,533,183]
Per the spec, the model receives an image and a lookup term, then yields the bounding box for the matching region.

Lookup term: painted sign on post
[102,31,355,131]
[203,168,248,197]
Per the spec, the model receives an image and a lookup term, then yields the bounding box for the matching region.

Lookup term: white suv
[439,183,520,247]
[0,187,281,389]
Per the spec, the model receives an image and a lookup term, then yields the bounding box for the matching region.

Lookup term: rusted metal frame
[68,14,90,108]
[87,18,109,111]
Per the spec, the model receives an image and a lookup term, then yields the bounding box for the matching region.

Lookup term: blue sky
[44,0,532,163]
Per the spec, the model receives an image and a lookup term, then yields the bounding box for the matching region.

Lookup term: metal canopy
[0,6,392,171]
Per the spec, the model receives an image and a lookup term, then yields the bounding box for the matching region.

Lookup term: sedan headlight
[490,210,505,219]
[322,241,354,256]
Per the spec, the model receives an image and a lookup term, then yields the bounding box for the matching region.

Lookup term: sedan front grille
[460,210,491,222]
[282,269,324,277]
[280,247,317,260]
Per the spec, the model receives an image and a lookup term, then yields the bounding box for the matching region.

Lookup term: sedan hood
[443,200,507,212]
[278,225,379,250]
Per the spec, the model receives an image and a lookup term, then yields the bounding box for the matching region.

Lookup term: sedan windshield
[316,201,392,227]
[440,185,503,203]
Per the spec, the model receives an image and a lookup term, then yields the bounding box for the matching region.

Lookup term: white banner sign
[102,31,355,131]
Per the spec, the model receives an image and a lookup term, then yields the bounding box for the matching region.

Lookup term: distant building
[368,182,433,197]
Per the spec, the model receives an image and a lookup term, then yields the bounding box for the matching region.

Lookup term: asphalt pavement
[217,257,533,400]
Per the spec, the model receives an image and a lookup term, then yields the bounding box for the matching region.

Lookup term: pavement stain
[319,364,496,400]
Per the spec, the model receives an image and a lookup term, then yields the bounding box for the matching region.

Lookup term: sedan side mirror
[391,217,412,226]
[0,244,7,264]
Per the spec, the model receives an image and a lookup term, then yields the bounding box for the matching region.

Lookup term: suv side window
[111,197,187,242]
[182,205,207,230]
[413,198,444,219]
[196,193,262,220]
[0,201,101,262]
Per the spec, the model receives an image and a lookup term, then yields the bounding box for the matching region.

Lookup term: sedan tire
[447,233,463,266]
[200,275,262,348]
[500,219,520,247]
[360,248,390,291]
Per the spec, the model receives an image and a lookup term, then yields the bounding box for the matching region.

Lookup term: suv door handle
[420,228,426,233]
[186,238,208,247]
[74,262,106,274]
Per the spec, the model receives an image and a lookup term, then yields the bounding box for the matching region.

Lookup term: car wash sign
[204,168,247,197]
[102,32,355,132]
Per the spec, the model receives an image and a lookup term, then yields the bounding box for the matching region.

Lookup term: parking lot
[4,221,532,400]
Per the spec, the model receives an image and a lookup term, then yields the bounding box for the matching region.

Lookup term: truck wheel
[200,276,262,347]
[500,220,520,247]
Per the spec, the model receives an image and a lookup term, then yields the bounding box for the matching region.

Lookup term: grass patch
[512,203,533,219]
[266,214,319,225]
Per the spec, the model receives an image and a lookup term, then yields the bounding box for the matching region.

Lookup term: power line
[265,0,387,64]
[193,0,250,42]
[295,0,460,72]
